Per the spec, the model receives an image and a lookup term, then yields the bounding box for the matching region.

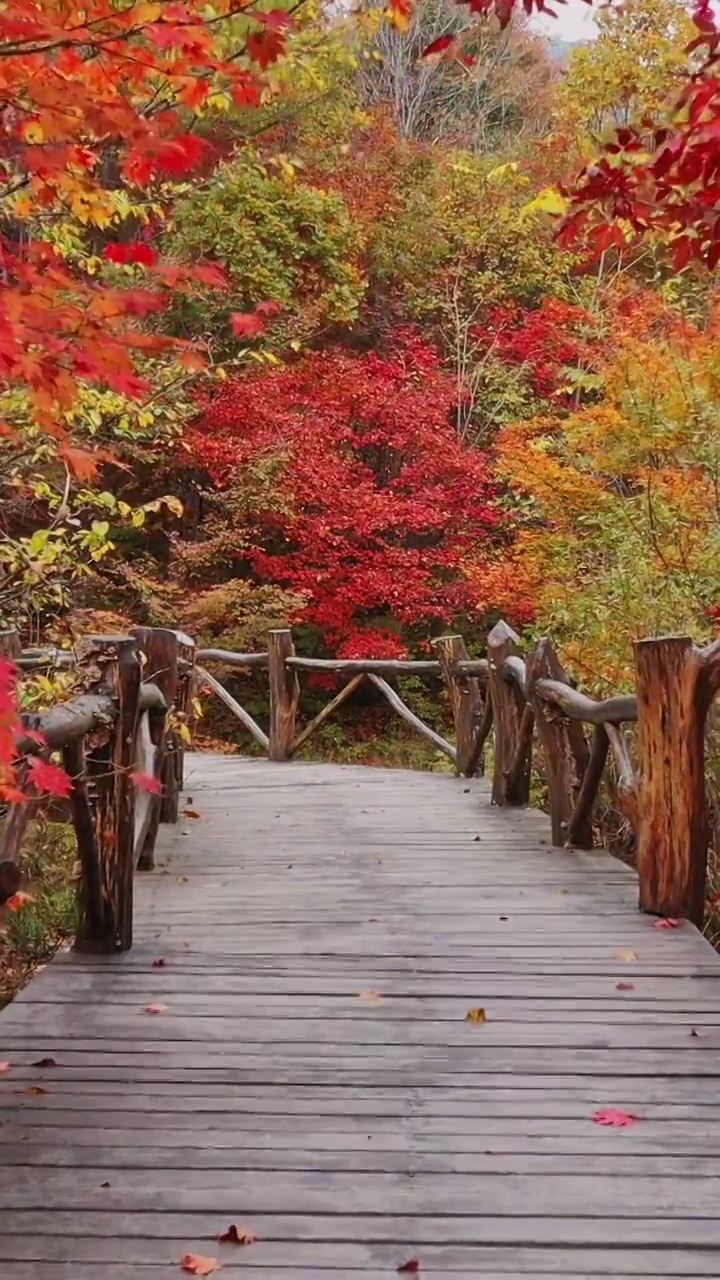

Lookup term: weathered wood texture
[132,628,175,872]
[487,621,530,806]
[434,634,484,777]
[74,636,140,953]
[267,629,300,762]
[526,638,590,848]
[634,636,714,925]
[1,754,720,1277]
[169,631,196,802]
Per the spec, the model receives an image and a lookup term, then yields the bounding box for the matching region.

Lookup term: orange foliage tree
[495,292,720,688]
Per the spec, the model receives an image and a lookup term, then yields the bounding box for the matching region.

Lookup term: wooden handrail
[286,656,442,676]
[0,626,196,951]
[5,613,720,947]
[196,648,269,669]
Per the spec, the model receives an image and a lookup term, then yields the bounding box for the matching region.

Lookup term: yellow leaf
[387,5,410,31]
[358,990,383,1001]
[23,122,44,144]
[613,948,637,962]
[465,1007,487,1023]
[521,187,569,219]
[487,161,518,181]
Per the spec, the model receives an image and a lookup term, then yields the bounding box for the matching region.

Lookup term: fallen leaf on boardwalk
[177,875,189,884]
[0,1062,10,1074]
[690,1028,700,1037]
[613,948,637,962]
[152,958,167,968]
[358,990,383,1001]
[31,1058,57,1068]
[182,809,201,819]
[25,1086,47,1096]
[592,1108,638,1127]
[465,1008,487,1023]
[615,982,635,992]
[653,918,682,930]
[218,1224,256,1245]
[143,1003,169,1015]
[180,1256,222,1276]
[397,1260,420,1274]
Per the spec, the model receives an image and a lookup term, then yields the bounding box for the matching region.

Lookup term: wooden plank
[2,1242,720,1277]
[0,1246,717,1279]
[5,1209,720,1246]
[6,1145,720,1177]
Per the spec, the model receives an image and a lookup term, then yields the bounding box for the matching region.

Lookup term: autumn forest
[3,0,720,770]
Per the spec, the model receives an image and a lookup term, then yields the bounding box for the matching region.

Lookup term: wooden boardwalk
[2,754,720,1277]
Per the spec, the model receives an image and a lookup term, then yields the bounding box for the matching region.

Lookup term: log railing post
[0,630,25,896]
[268,629,299,761]
[132,627,178,869]
[0,630,21,659]
[526,637,591,848]
[634,635,715,925]
[74,634,141,953]
[487,620,530,807]
[434,634,484,777]
[167,631,195,808]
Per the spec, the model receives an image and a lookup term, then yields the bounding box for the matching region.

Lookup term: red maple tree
[473,298,595,404]
[188,336,523,657]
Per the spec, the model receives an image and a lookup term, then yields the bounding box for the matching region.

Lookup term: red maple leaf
[27,756,73,798]
[230,311,266,339]
[131,771,163,795]
[592,1108,639,1128]
[421,35,454,58]
[105,241,157,267]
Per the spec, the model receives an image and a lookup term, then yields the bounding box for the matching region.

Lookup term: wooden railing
[4,617,720,952]
[0,627,196,952]
[199,623,720,929]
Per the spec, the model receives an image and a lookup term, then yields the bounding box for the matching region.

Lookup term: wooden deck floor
[2,755,720,1277]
